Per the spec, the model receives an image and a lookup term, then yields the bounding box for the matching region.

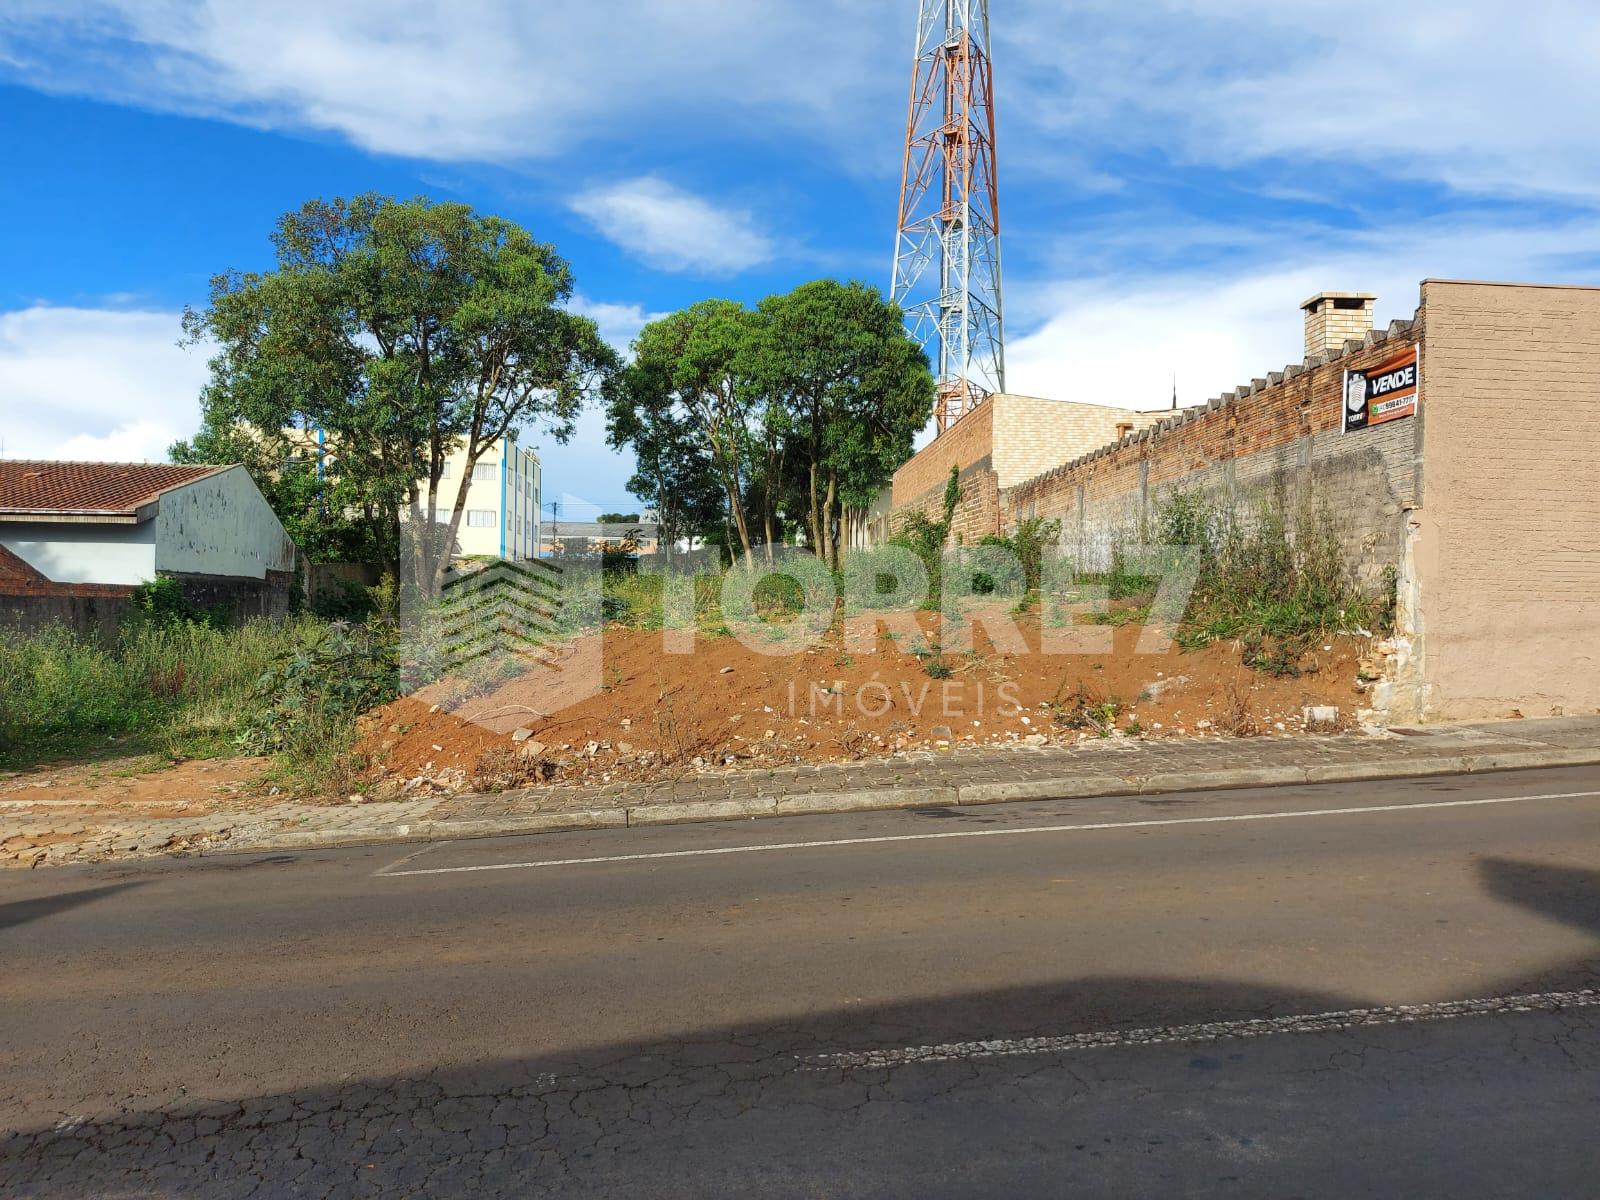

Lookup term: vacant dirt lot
[357,611,1372,796]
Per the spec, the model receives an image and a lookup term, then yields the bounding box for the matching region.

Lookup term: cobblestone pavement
[4,717,1598,868]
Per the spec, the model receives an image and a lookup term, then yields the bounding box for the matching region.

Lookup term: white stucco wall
[155,466,296,579]
[0,522,157,585]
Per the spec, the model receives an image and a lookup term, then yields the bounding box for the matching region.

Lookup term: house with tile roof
[0,461,298,630]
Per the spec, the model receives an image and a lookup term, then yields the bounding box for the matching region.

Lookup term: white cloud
[0,0,898,162]
[1006,0,1600,198]
[0,305,205,462]
[1007,213,1600,414]
[569,295,668,356]
[4,1,1599,202]
[570,178,776,275]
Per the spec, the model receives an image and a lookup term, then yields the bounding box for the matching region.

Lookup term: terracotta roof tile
[0,461,227,516]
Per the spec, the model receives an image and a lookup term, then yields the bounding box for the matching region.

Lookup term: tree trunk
[725,479,755,568]
[824,471,839,571]
[807,460,825,562]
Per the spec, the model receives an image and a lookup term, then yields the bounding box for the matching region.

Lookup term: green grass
[1161,492,1391,675]
[0,615,392,794]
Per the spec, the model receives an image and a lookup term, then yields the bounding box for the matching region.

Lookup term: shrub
[0,618,313,765]
[130,576,220,628]
[1161,490,1390,671]
[889,466,963,609]
[309,580,380,623]
[236,626,399,765]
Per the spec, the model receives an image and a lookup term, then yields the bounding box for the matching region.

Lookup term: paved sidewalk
[4,717,1598,868]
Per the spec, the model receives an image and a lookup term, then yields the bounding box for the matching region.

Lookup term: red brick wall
[891,402,994,510]
[1005,320,1425,578]
[889,401,1002,542]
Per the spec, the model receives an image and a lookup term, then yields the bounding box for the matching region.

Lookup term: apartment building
[290,427,542,562]
[402,436,542,561]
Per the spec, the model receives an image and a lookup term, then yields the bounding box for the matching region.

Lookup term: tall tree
[753,281,934,568]
[604,366,724,563]
[181,194,615,589]
[615,301,761,567]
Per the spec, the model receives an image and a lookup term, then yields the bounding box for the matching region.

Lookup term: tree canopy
[606,280,933,567]
[179,194,615,587]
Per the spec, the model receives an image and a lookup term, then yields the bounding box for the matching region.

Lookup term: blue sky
[3,1,1599,514]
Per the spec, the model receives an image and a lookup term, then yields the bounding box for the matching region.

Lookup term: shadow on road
[0,881,145,934]
[4,860,1599,1197]
[1477,857,1600,938]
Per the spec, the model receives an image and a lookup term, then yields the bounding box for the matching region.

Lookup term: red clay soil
[357,610,1373,796]
[0,755,266,816]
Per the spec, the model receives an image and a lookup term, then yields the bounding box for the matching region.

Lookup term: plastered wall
[1411,280,1600,720]
[155,466,297,581]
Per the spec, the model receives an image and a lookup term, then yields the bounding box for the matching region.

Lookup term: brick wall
[888,395,1161,544]
[891,400,995,512]
[1410,280,1600,719]
[1006,320,1424,583]
[1303,294,1376,357]
[890,400,997,542]
[0,583,136,639]
[0,569,296,633]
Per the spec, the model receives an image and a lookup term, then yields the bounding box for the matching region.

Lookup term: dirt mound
[357,612,1371,797]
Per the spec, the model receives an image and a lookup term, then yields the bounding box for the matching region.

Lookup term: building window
[466,510,496,528]
[472,462,497,482]
[438,462,452,479]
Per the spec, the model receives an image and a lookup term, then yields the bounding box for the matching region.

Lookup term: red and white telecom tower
[892,0,1005,436]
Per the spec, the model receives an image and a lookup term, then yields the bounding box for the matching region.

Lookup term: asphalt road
[3,765,1599,1198]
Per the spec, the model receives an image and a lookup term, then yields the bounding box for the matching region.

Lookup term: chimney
[1301,292,1376,357]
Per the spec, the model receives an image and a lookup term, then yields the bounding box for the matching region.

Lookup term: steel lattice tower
[892,0,1005,436]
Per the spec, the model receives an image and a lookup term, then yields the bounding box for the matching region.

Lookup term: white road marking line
[375,789,1600,877]
[373,840,454,877]
[797,989,1600,1070]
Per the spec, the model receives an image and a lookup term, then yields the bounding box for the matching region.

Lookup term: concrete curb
[774,786,958,817]
[1139,765,1310,794]
[399,747,1600,848]
[1303,757,1468,784]
[1464,748,1600,773]
[629,797,777,827]
[959,776,1137,805]
[90,743,1600,864]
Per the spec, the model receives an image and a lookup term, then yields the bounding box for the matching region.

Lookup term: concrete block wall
[1004,321,1424,582]
[989,395,1165,489]
[1303,294,1376,357]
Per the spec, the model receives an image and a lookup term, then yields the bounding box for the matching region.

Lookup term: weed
[1045,678,1121,736]
[1217,679,1262,737]
[1080,603,1150,628]
[1160,491,1389,674]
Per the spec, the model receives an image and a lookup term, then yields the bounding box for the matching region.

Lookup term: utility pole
[892,0,1005,437]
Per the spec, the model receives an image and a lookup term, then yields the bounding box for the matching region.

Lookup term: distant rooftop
[0,461,227,518]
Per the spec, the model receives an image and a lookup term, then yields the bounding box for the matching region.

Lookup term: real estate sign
[1343,348,1419,432]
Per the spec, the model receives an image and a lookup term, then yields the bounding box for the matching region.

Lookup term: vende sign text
[1343,348,1419,432]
